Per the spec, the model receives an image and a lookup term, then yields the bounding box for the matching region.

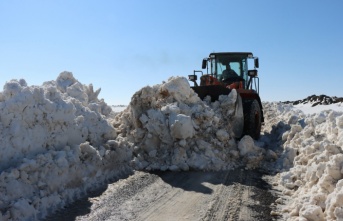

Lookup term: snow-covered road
[46,170,277,221]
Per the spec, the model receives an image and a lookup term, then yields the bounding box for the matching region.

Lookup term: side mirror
[248,70,258,77]
[202,59,207,69]
[254,58,259,68]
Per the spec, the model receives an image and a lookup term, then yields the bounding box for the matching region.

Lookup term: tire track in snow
[46,170,277,221]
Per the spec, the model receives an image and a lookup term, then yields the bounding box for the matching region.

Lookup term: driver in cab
[219,64,241,89]
[221,64,238,79]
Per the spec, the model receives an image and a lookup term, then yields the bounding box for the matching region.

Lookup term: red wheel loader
[188,52,264,139]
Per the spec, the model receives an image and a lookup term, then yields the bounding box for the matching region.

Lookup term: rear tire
[243,99,262,139]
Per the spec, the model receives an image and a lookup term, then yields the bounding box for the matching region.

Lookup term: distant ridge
[283,95,343,107]
[111,105,127,107]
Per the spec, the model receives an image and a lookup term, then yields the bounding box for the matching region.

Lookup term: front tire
[231,93,244,139]
[243,99,262,139]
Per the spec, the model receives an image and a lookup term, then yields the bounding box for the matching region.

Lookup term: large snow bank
[0,74,271,220]
[4,67,343,221]
[263,101,343,221]
[111,76,267,171]
[0,72,132,221]
[5,70,343,221]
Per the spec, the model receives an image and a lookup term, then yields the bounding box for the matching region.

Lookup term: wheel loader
[188,52,263,139]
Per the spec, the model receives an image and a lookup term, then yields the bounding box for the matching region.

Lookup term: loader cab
[202,52,259,92]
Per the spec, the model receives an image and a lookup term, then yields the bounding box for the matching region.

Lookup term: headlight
[188,75,197,81]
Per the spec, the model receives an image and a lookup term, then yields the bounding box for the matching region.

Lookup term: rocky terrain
[284,94,343,106]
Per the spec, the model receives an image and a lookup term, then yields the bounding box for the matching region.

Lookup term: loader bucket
[191,86,244,138]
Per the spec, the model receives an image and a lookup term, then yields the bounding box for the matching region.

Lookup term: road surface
[46,169,278,221]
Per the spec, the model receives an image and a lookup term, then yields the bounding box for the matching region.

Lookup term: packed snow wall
[263,102,343,221]
[0,72,132,220]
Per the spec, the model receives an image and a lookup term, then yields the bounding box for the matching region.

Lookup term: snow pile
[259,102,306,171]
[0,74,269,220]
[263,101,343,220]
[112,76,266,171]
[280,110,343,220]
[0,72,132,221]
[0,73,268,220]
[7,71,343,220]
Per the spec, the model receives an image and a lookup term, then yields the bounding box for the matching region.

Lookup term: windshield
[216,61,241,81]
[211,55,248,87]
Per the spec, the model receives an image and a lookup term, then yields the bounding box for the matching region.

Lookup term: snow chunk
[238,136,265,169]
[169,113,194,139]
[299,204,325,221]
[160,76,199,104]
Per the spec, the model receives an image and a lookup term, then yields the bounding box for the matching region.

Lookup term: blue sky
[1,1,343,105]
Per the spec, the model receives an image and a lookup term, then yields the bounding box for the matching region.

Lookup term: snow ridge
[262,101,343,220]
